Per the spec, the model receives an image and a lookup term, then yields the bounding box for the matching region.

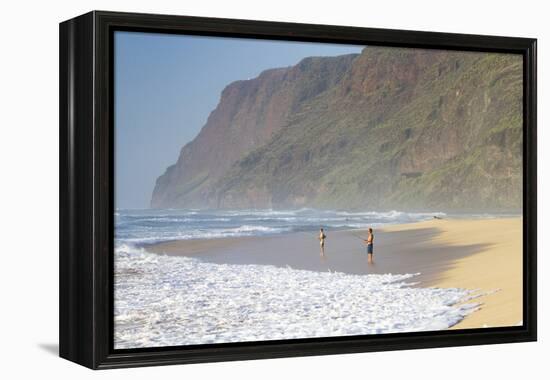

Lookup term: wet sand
[146,217,522,329]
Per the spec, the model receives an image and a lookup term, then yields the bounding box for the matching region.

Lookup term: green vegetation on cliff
[152,47,522,212]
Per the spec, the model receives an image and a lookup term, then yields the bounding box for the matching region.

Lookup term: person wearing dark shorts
[364,228,374,264]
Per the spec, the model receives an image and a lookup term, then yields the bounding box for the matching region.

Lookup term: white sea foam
[116,208,449,246]
[114,245,479,349]
[119,225,290,245]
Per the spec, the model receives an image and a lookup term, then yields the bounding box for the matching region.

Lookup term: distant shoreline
[145,217,522,330]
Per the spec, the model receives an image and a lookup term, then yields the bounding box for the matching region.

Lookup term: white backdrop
[0,0,546,378]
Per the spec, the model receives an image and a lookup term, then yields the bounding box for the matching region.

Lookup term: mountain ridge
[151,47,522,212]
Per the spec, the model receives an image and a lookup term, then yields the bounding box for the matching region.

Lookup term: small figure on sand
[319,228,327,256]
[363,228,374,264]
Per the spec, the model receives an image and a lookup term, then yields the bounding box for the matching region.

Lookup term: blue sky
[115,31,363,209]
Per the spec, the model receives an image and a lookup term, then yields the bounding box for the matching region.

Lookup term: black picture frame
[59,10,537,370]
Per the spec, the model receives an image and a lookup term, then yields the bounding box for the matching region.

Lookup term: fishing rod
[351,233,367,241]
[301,229,365,240]
[300,231,322,238]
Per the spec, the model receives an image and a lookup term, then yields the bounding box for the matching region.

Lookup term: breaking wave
[115,208,447,245]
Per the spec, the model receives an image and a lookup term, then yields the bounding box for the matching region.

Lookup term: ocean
[114,208,480,349]
[115,208,447,246]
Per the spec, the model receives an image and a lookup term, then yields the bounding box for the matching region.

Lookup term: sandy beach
[146,217,522,330]
[383,218,523,329]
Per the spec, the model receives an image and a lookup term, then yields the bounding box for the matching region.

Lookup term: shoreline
[145,217,522,330]
[382,218,522,329]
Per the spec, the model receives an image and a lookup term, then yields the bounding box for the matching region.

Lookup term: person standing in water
[319,228,327,256]
[364,228,374,263]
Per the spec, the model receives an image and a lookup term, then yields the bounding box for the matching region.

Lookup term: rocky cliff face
[151,54,357,208]
[151,47,522,211]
